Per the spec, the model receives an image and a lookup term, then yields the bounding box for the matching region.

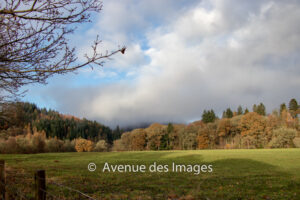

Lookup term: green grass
[1,149,300,199]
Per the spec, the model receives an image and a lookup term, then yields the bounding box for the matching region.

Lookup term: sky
[22,0,300,128]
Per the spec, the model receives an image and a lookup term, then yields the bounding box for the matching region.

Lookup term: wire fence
[0,161,98,200]
[0,161,173,200]
[37,176,97,200]
[47,180,97,200]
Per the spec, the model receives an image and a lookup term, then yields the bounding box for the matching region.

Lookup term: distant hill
[0,102,123,144]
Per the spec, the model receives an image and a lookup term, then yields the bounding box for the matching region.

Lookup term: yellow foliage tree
[145,123,167,150]
[131,129,147,151]
[197,125,210,149]
[32,128,46,153]
[75,138,94,152]
[239,112,266,148]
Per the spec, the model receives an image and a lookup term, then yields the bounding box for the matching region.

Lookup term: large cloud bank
[28,0,300,127]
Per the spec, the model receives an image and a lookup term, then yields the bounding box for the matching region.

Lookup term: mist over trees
[114,99,300,151]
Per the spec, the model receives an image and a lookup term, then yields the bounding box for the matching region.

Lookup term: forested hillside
[113,99,300,151]
[0,102,122,145]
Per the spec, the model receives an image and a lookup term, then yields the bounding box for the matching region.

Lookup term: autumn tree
[168,124,184,150]
[280,109,296,128]
[75,138,94,152]
[119,132,132,150]
[268,127,297,148]
[217,118,231,146]
[265,114,280,141]
[239,112,267,148]
[229,115,242,148]
[145,123,166,150]
[32,129,46,153]
[229,116,242,135]
[112,139,125,151]
[0,0,125,98]
[197,125,209,149]
[179,124,197,150]
[46,137,63,152]
[131,129,147,151]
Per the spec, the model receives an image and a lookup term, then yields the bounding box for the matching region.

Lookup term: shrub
[15,135,32,153]
[94,140,108,152]
[268,127,297,148]
[62,139,76,152]
[5,137,18,153]
[225,143,232,149]
[0,134,76,153]
[32,131,46,153]
[46,137,63,152]
[0,139,6,153]
[112,139,125,151]
[293,137,300,148]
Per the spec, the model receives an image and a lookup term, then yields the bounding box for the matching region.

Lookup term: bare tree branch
[0,0,126,100]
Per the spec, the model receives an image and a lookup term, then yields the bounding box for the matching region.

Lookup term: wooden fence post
[35,170,46,200]
[0,160,5,200]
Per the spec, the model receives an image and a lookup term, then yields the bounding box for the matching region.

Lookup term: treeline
[0,131,109,154]
[113,99,300,150]
[0,102,123,145]
[0,99,299,153]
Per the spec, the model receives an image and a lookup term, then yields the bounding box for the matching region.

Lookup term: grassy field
[1,149,300,199]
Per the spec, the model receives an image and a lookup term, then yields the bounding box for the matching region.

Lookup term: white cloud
[25,0,300,127]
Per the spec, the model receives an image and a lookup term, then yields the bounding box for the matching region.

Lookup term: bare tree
[0,0,125,99]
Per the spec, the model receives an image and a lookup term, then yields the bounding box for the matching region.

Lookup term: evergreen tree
[167,123,174,133]
[112,125,122,140]
[160,133,170,150]
[225,108,233,118]
[257,103,266,116]
[244,108,249,114]
[159,123,174,150]
[289,99,298,111]
[289,99,298,118]
[202,109,217,123]
[237,106,243,115]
